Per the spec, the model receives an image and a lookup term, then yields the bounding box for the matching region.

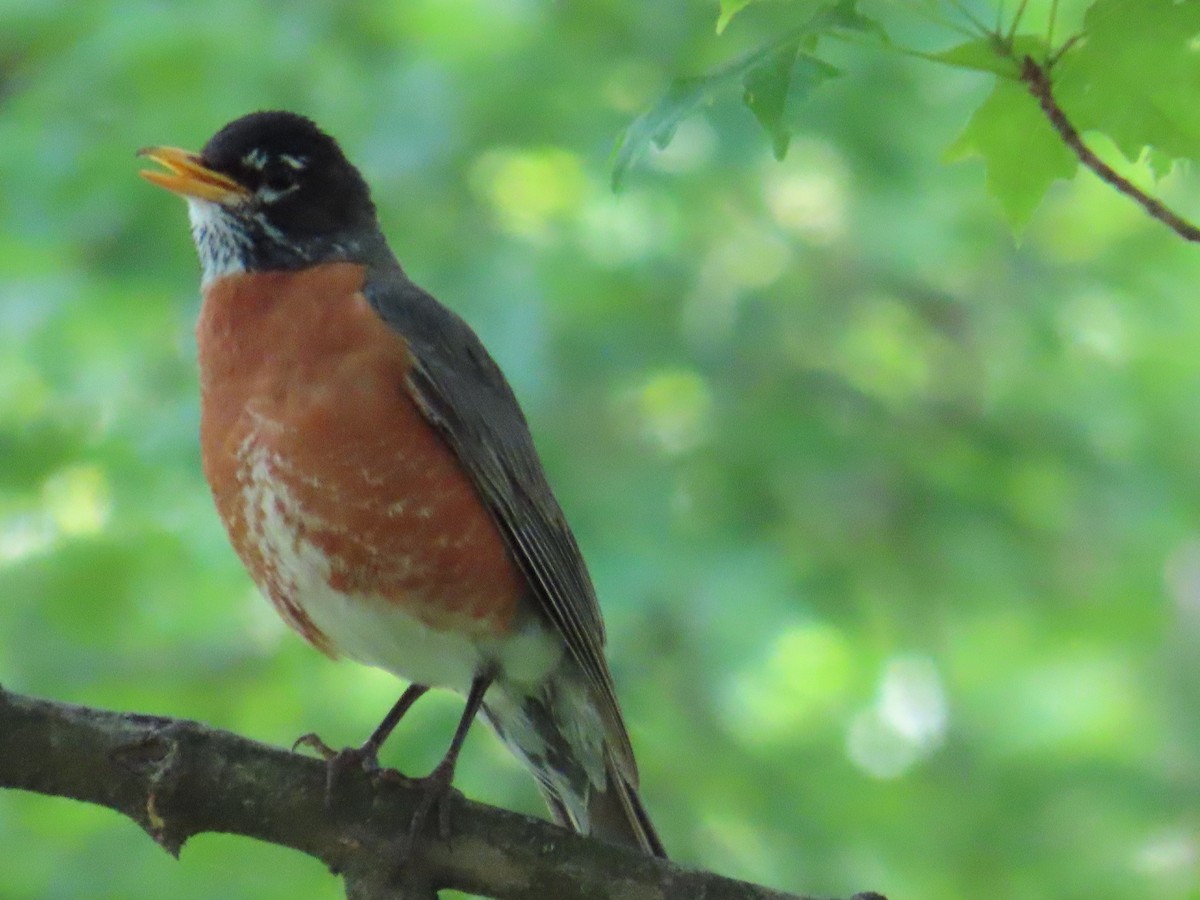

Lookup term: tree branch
[0,685,884,900]
[1019,55,1200,243]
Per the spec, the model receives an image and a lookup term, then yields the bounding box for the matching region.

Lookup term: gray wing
[366,272,638,780]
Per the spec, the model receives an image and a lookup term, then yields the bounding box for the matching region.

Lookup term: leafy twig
[1019,56,1200,243]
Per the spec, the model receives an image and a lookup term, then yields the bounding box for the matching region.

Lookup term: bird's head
[140,111,384,283]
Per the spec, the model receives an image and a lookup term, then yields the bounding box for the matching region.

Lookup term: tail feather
[482,675,666,858]
[585,752,666,857]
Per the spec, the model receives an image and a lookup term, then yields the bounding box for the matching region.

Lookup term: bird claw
[404,760,459,851]
[292,732,339,759]
[292,733,398,807]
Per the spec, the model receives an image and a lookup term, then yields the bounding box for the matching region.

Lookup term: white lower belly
[293,580,563,693]
[300,581,486,692]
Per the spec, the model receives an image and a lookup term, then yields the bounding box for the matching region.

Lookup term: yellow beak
[137,146,250,204]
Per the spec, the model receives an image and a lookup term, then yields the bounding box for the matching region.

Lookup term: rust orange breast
[196,263,524,655]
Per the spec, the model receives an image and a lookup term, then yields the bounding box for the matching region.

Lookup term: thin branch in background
[1006,0,1030,43]
[1020,55,1200,243]
[945,0,991,37]
[893,0,977,39]
[1046,0,1059,60]
[1047,31,1082,68]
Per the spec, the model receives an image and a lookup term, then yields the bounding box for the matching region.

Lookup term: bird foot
[293,733,404,807]
[404,759,460,850]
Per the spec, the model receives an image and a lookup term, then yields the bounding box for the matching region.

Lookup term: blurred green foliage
[2,1,1199,898]
[624,0,1200,233]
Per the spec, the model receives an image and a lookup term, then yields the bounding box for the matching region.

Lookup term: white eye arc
[242,148,268,170]
[257,157,307,203]
[238,150,308,203]
[256,181,300,204]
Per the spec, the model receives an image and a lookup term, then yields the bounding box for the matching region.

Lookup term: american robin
[138,111,664,856]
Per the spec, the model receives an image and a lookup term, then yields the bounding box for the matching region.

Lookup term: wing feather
[367,274,638,781]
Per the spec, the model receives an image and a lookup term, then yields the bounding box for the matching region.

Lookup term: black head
[140,111,389,282]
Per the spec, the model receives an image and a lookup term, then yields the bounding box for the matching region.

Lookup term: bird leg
[294,682,430,803]
[406,672,493,848]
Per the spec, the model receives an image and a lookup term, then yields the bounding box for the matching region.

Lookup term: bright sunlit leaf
[946,77,1078,233]
[1056,0,1200,168]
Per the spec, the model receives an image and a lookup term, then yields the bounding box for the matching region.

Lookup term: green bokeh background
[2,2,1199,898]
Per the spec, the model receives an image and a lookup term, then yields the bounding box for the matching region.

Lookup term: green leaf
[924,35,1048,79]
[612,77,711,190]
[744,47,840,159]
[1145,147,1174,181]
[744,42,801,159]
[718,0,872,36]
[821,0,886,38]
[1055,0,1200,169]
[787,54,841,102]
[717,0,757,34]
[946,77,1078,233]
[616,0,881,186]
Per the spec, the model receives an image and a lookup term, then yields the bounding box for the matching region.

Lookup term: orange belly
[196,263,524,658]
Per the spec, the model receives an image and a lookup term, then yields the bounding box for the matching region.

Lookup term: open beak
[137,146,251,204]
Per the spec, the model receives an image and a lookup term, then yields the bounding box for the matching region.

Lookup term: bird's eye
[260,162,298,195]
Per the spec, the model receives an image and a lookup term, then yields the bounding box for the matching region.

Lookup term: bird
[137,111,664,856]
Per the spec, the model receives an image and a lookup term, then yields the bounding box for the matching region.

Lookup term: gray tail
[482,677,667,858]
[579,753,666,857]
